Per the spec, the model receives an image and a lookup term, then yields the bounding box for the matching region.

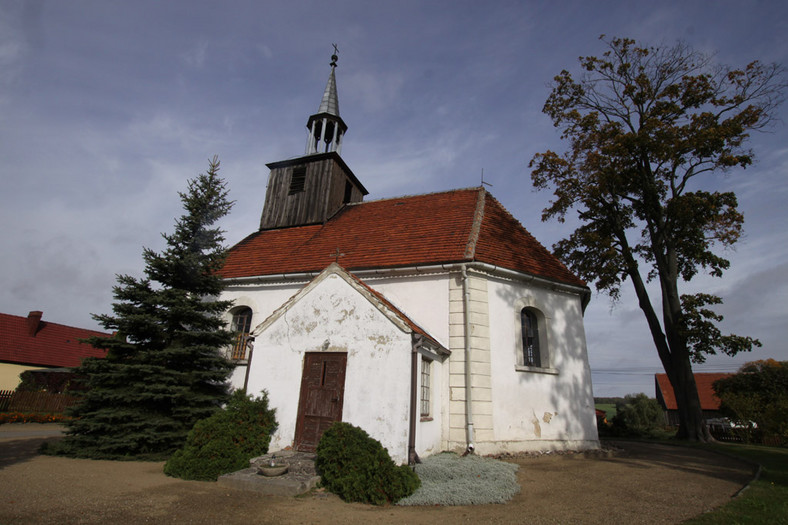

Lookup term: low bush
[163,390,277,481]
[610,393,665,437]
[316,422,420,505]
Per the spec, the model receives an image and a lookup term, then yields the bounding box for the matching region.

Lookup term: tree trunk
[623,248,713,442]
[667,352,713,441]
[658,247,714,442]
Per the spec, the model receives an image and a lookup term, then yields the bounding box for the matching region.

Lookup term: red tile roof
[654,373,732,411]
[0,311,110,368]
[221,188,585,288]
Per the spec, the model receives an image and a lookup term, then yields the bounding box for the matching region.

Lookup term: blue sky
[2,0,786,396]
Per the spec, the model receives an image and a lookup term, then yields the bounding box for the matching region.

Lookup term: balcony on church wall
[228,332,253,362]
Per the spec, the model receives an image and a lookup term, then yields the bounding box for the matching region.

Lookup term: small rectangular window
[343,180,353,203]
[289,166,306,194]
[420,358,431,417]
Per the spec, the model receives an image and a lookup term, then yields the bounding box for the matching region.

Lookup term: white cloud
[182,40,209,68]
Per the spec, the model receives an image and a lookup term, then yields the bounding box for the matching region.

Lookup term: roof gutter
[223,262,591,312]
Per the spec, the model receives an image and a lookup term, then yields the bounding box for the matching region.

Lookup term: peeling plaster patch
[531,411,541,438]
[338,306,357,323]
[368,334,391,347]
[542,412,553,424]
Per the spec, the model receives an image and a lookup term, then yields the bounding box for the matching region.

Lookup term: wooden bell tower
[259,47,368,231]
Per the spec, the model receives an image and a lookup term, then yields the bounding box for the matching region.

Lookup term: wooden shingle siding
[259,155,364,230]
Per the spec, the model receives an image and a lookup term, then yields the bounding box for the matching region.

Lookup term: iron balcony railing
[229,332,253,361]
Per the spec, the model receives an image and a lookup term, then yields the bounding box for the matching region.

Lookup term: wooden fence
[0,390,79,413]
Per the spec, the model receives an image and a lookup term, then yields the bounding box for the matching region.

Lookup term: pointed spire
[305,45,348,155]
[317,50,340,116]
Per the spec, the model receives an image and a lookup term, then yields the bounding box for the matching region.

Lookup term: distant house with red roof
[218,54,599,464]
[0,310,109,390]
[654,373,731,426]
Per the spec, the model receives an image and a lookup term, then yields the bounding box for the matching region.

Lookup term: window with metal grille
[420,358,431,417]
[521,308,541,368]
[230,307,253,361]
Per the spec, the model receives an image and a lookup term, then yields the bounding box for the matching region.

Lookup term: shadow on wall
[493,279,597,443]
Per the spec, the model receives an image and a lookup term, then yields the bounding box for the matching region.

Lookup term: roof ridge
[464,188,487,259]
[0,312,108,335]
[344,186,483,207]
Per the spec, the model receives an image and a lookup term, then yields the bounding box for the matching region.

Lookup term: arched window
[230,307,253,361]
[521,308,541,368]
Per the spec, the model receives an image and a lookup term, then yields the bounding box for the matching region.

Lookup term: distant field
[595,403,617,420]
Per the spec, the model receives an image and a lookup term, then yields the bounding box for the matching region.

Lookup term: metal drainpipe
[408,334,420,466]
[242,338,255,392]
[461,265,475,454]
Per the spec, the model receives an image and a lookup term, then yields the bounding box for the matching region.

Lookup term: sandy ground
[0,424,755,524]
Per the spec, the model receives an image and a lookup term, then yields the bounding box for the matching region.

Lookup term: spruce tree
[53,156,235,460]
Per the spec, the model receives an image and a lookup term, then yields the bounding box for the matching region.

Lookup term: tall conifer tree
[54,156,235,459]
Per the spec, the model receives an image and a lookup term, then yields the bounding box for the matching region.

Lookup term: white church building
[220,52,599,464]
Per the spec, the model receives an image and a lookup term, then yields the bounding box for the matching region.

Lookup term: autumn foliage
[530,36,785,441]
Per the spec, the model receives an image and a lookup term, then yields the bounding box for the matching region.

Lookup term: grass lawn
[683,442,788,524]
[595,403,617,420]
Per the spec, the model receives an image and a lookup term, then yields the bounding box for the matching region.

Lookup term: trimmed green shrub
[163,390,277,481]
[315,422,420,505]
[611,393,665,437]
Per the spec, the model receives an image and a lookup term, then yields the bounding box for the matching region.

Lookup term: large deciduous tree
[530,36,785,441]
[713,360,788,444]
[52,156,236,459]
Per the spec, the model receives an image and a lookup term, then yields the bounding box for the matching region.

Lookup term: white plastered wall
[365,273,450,457]
[242,273,418,464]
[364,273,450,348]
[485,276,599,452]
[222,283,305,387]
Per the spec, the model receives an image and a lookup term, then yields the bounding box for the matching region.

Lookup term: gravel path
[0,424,755,524]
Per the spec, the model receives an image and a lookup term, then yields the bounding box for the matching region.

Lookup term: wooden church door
[294,352,347,452]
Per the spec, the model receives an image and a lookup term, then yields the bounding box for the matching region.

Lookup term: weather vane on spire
[331,44,339,68]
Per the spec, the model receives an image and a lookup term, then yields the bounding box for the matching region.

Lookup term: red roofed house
[655,373,731,426]
[219,53,599,464]
[0,310,109,390]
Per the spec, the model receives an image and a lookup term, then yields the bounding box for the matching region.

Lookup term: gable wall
[241,273,415,463]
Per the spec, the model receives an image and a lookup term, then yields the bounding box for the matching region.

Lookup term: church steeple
[258,46,367,231]
[305,46,347,155]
